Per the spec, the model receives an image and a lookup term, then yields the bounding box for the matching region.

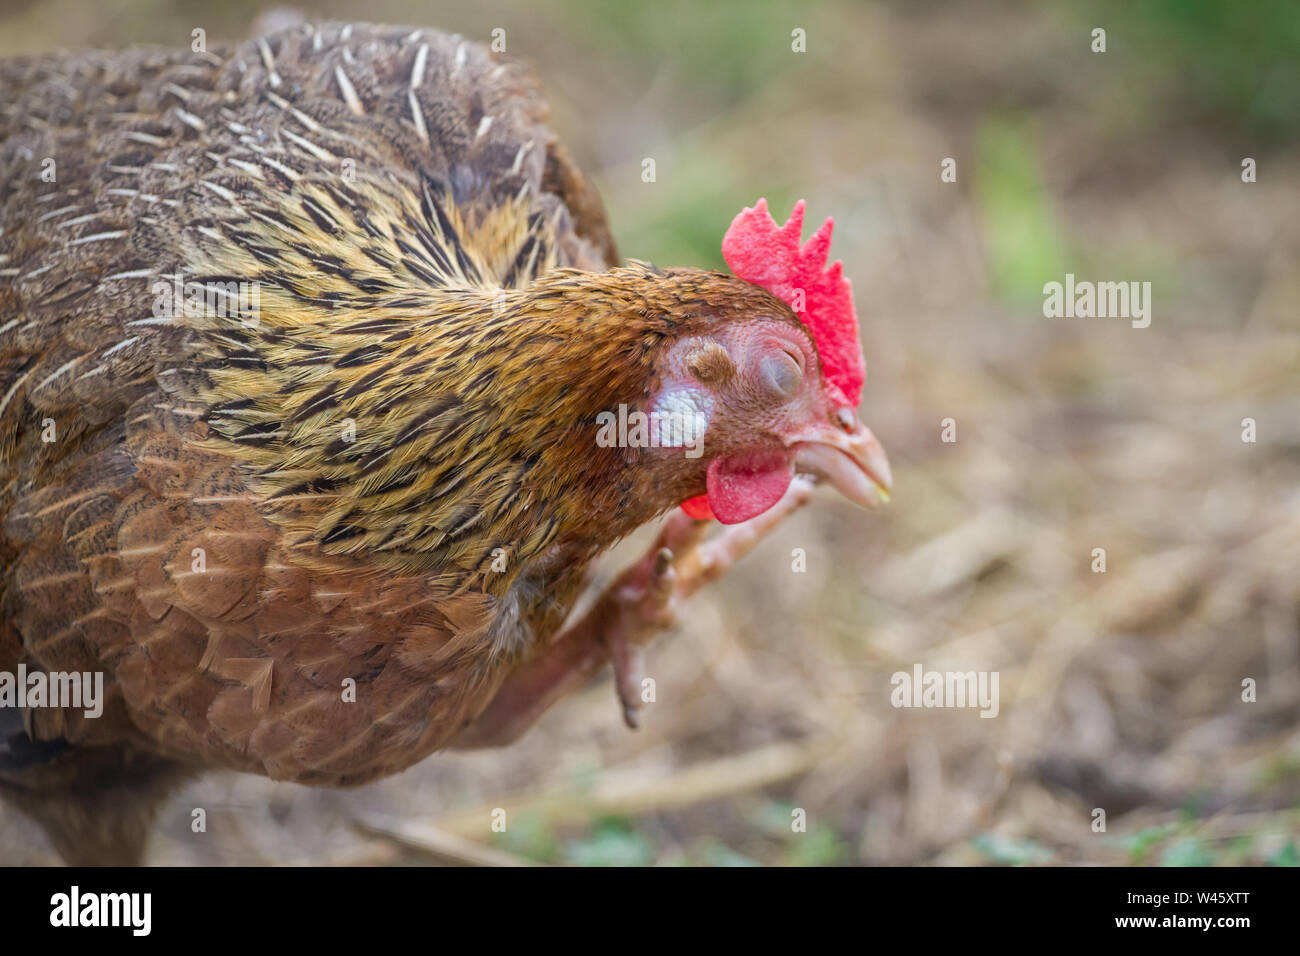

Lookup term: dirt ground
[1,0,1297,865]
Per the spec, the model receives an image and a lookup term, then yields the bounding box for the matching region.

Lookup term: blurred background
[1,0,1297,865]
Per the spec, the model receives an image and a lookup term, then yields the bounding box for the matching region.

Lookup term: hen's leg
[451,477,816,749]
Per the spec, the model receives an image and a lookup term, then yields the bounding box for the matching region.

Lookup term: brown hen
[0,21,890,864]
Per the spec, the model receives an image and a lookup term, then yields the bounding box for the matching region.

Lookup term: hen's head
[641,199,891,525]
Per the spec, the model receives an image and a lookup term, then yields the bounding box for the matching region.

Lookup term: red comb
[721,198,864,407]
[679,200,865,522]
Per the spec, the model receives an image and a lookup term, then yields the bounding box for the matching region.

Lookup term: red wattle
[703,450,794,525]
[679,494,714,520]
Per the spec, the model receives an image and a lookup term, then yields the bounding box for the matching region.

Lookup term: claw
[606,546,678,727]
[652,547,673,578]
[607,631,645,729]
[645,548,678,628]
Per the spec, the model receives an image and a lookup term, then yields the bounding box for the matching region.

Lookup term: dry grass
[1,0,1296,865]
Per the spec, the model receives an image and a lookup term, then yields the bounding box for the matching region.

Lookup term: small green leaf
[1269,841,1299,867]
[1117,825,1173,865]
[1161,837,1216,867]
[972,832,1053,865]
[563,818,655,867]
[696,840,762,867]
[495,812,559,864]
[787,824,847,866]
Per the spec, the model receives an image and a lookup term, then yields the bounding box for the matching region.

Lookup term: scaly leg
[451,477,816,748]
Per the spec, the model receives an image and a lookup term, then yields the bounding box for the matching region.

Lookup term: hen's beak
[790,416,892,509]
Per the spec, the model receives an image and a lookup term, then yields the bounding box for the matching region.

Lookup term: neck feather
[186,265,723,580]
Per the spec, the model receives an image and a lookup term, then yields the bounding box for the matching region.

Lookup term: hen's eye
[759,351,803,398]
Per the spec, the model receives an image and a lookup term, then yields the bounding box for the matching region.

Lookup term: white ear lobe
[649,387,713,448]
